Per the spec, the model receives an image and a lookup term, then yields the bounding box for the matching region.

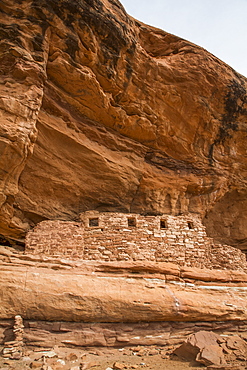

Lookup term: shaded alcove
[203,189,247,253]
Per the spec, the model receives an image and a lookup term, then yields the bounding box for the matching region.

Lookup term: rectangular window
[89,218,99,227]
[188,221,194,229]
[128,217,136,227]
[160,219,167,229]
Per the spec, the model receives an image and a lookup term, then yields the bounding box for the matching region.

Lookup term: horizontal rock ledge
[1,247,247,283]
[96,261,247,282]
[0,265,246,323]
[1,319,246,348]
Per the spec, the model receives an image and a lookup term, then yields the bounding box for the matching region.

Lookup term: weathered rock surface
[0,0,247,250]
[174,330,247,369]
[0,248,247,324]
[2,266,247,323]
[0,248,247,351]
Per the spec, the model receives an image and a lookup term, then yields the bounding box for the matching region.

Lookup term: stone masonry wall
[25,212,247,270]
[26,221,84,258]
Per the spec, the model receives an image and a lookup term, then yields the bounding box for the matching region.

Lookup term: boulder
[196,344,226,366]
[174,331,247,368]
[174,331,226,365]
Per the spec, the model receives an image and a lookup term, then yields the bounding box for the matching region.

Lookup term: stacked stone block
[26,220,84,258]
[25,211,247,271]
[2,315,24,360]
[80,211,230,269]
[209,244,246,271]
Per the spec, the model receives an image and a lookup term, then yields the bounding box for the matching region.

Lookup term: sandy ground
[0,345,205,370]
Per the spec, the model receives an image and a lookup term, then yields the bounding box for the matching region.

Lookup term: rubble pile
[174,330,247,369]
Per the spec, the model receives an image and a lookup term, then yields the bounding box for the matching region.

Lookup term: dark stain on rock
[83,0,104,11]
[107,0,127,14]
[145,151,209,176]
[82,13,127,68]
[37,0,83,30]
[125,59,133,81]
[32,33,44,52]
[27,10,50,34]
[29,0,131,74]
[31,4,48,21]
[124,43,136,84]
[51,0,127,61]
[65,35,79,59]
[12,8,25,19]
[0,23,22,46]
[126,43,136,56]
[220,80,246,140]
[209,79,247,164]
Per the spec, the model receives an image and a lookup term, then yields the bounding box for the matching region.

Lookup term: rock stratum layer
[2,265,247,323]
[3,267,245,323]
[0,247,247,348]
[0,0,247,250]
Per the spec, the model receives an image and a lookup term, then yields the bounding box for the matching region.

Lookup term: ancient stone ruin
[1,0,247,368]
[26,211,247,271]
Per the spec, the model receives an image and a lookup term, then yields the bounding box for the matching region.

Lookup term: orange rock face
[0,248,247,347]
[1,249,247,323]
[0,0,247,252]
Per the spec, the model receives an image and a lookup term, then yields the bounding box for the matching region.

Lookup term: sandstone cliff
[1,247,247,346]
[0,0,247,252]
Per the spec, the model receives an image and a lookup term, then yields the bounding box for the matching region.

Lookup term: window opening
[89,218,99,227]
[128,217,136,227]
[160,219,167,229]
[188,221,194,229]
